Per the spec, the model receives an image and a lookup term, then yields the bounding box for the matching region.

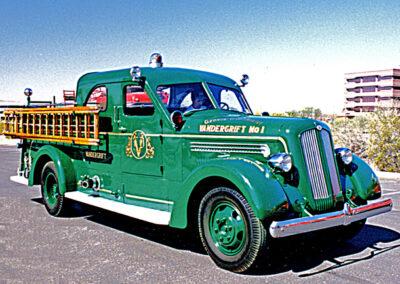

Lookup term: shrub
[330,116,369,160]
[367,109,400,172]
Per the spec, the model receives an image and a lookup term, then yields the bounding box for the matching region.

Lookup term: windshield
[157,83,214,113]
[207,84,252,114]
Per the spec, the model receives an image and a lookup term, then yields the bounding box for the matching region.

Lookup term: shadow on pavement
[31,197,205,253]
[249,224,400,276]
[85,208,206,254]
[31,197,99,218]
[31,198,400,275]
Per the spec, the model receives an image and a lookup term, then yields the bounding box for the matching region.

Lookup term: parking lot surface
[0,146,399,283]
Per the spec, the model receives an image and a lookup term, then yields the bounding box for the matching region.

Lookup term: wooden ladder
[2,106,100,146]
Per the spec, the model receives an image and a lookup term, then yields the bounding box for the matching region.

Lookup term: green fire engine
[3,53,393,272]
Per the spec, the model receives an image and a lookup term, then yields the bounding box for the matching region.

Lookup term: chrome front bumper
[269,198,393,238]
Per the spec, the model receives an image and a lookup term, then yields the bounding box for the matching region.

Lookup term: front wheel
[198,187,268,273]
[41,161,68,216]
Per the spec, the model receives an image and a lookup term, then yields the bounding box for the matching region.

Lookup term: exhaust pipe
[79,176,101,191]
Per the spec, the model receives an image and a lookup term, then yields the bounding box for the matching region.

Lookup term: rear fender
[29,145,76,194]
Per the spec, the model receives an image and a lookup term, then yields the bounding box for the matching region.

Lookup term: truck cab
[3,54,392,273]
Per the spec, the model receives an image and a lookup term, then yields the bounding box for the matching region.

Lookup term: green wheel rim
[43,172,58,209]
[209,201,247,256]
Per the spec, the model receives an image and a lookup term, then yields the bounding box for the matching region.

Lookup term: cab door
[117,83,167,209]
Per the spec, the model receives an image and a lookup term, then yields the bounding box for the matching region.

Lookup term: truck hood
[180,110,329,146]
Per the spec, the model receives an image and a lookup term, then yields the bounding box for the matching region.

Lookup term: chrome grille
[300,129,330,200]
[321,129,341,196]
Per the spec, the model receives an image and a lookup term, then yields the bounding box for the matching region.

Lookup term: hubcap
[44,172,58,208]
[209,201,247,256]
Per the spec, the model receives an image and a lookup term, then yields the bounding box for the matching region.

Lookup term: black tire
[198,187,268,273]
[41,161,67,216]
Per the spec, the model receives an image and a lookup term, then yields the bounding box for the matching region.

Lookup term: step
[64,191,171,225]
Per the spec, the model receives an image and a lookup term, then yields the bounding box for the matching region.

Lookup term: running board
[10,175,28,185]
[64,191,171,225]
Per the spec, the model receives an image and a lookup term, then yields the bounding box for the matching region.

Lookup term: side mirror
[240,74,249,87]
[262,111,270,116]
[170,110,184,130]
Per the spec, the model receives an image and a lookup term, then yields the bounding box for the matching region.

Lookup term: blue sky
[1,0,400,113]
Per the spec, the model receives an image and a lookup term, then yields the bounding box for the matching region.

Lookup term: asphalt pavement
[0,146,399,283]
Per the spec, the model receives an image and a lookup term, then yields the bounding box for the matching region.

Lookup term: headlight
[268,153,293,172]
[335,148,353,165]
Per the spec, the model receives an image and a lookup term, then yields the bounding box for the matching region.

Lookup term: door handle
[113,106,119,123]
[114,106,126,132]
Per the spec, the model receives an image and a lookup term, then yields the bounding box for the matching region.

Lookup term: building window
[363,106,375,112]
[347,87,362,93]
[363,97,375,102]
[347,78,361,83]
[86,86,107,111]
[362,76,376,83]
[378,75,392,81]
[362,86,376,92]
[378,86,392,91]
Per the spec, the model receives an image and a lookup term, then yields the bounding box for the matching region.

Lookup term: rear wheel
[41,161,67,216]
[198,187,268,273]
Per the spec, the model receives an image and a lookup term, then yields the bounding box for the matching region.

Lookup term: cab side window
[124,85,154,116]
[86,86,107,111]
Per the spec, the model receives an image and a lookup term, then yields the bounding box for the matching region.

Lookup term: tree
[285,107,322,119]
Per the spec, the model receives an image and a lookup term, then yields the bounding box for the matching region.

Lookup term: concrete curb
[0,135,19,146]
[375,170,400,180]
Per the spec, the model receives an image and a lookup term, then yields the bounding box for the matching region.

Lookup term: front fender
[342,155,380,200]
[169,157,288,228]
[29,145,76,194]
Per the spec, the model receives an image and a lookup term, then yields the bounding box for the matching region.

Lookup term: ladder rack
[2,106,100,146]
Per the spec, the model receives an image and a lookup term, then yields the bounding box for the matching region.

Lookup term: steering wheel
[219,102,229,110]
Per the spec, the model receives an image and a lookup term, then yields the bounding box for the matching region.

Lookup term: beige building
[343,68,400,116]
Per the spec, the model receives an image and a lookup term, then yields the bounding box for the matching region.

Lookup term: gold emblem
[126,130,155,159]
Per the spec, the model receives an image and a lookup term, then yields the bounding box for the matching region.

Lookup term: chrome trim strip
[125,193,174,205]
[269,198,393,238]
[98,188,113,194]
[101,132,289,153]
[190,142,269,155]
[191,141,267,147]
[321,129,341,196]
